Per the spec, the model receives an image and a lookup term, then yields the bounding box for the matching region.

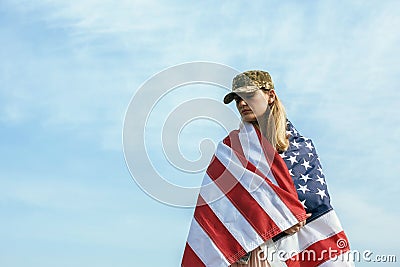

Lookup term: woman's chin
[242,115,257,122]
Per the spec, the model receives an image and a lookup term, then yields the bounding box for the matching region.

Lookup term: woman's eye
[243,93,256,99]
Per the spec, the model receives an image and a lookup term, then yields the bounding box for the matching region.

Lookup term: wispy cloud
[0,1,399,266]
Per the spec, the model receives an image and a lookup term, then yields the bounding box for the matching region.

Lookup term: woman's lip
[241,110,252,114]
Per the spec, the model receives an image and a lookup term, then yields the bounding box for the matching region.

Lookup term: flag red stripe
[269,153,307,219]
[181,242,206,267]
[252,126,299,195]
[194,195,246,263]
[206,156,282,240]
[286,231,350,267]
[226,131,265,176]
[252,127,307,220]
[224,130,245,156]
[227,130,307,222]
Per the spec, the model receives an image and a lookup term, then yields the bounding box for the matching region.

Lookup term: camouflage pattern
[224,70,275,104]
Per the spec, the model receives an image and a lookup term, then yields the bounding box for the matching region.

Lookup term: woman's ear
[268,90,276,104]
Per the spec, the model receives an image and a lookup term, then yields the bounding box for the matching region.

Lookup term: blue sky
[0,0,399,266]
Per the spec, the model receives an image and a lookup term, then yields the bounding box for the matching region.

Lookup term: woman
[181,71,352,267]
[227,71,310,267]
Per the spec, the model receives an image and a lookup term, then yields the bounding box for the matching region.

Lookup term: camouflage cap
[223,70,274,104]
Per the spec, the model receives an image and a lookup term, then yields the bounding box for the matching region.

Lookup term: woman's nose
[238,99,247,107]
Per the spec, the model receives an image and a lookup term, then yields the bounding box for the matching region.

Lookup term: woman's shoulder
[222,129,241,146]
[286,119,312,141]
[285,118,316,149]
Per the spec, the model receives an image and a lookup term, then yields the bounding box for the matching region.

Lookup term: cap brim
[224,85,261,104]
[223,92,236,104]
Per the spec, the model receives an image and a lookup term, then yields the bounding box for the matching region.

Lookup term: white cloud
[0,2,399,264]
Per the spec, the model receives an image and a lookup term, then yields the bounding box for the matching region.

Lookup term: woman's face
[234,89,275,123]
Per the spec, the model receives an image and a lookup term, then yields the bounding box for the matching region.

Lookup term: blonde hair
[257,91,289,152]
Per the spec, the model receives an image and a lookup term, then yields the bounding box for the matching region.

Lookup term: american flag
[181,120,353,267]
[279,120,331,222]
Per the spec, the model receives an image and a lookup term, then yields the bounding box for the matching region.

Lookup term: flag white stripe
[272,210,344,260]
[215,141,299,232]
[200,173,264,252]
[187,218,229,267]
[238,122,279,186]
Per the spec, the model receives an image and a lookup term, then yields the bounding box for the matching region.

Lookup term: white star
[293,128,298,135]
[288,168,294,176]
[302,136,310,141]
[305,142,314,150]
[316,188,327,200]
[291,140,300,148]
[280,151,286,158]
[316,175,326,185]
[307,153,314,157]
[317,166,324,175]
[301,159,312,170]
[297,184,310,194]
[288,155,298,165]
[300,174,312,183]
[300,199,307,209]
[286,130,292,136]
[293,152,300,156]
